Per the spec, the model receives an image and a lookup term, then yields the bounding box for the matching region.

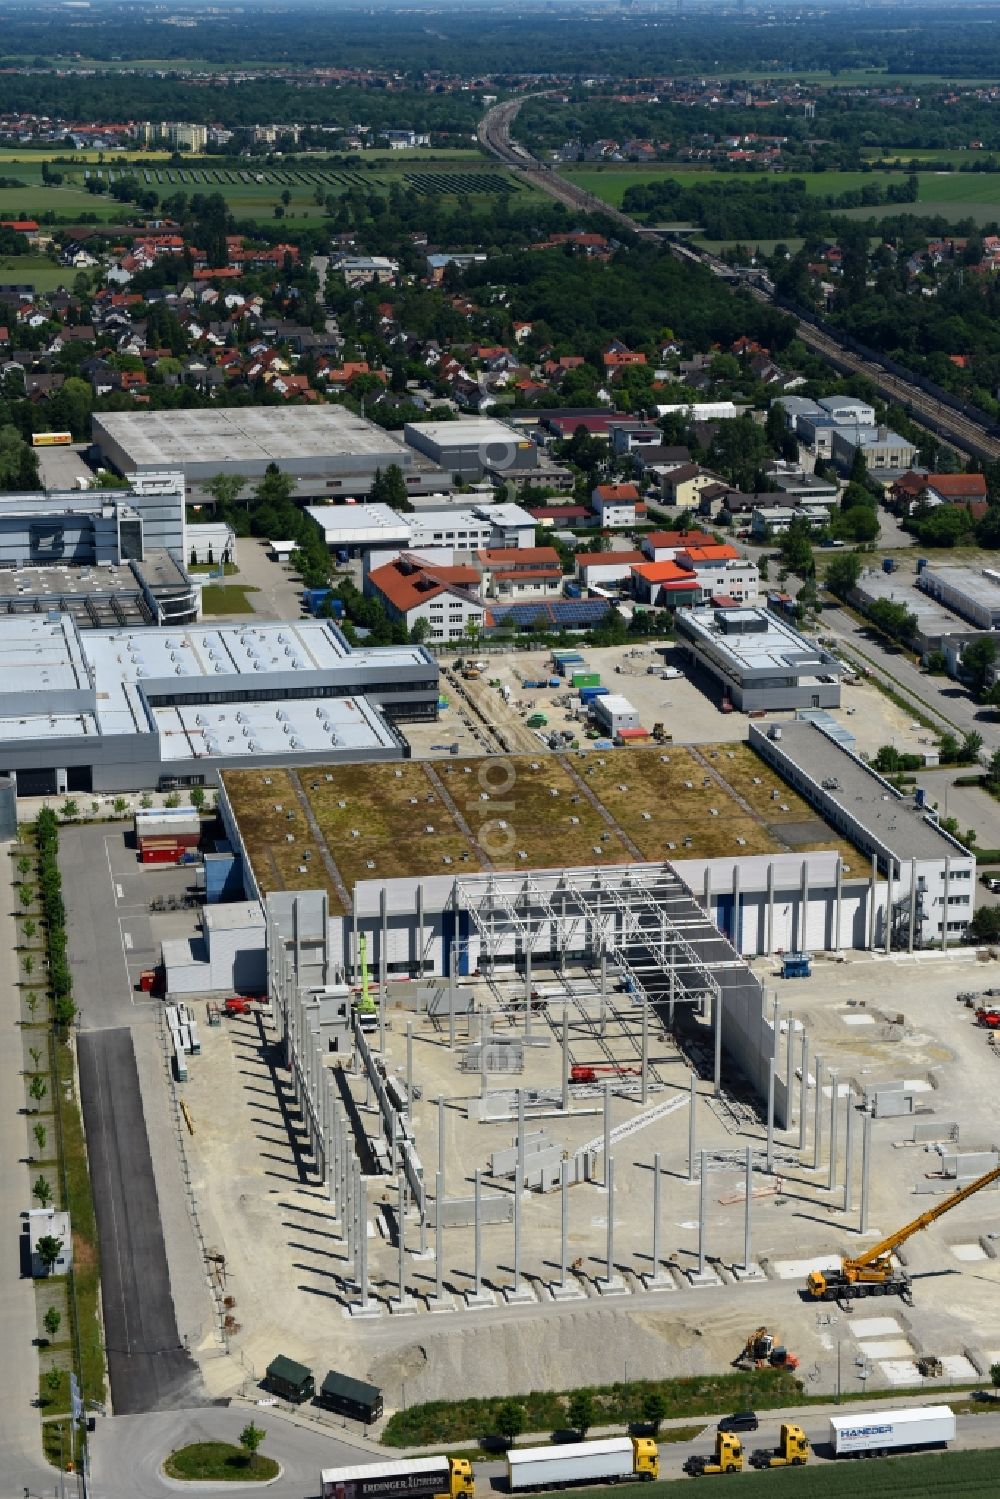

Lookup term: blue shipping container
[303,588,345,618]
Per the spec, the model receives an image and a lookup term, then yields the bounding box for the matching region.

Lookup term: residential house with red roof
[366,554,484,642]
[591,482,645,527]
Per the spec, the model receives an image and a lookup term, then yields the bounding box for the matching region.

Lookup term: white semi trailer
[506,1437,658,1491]
[829,1405,956,1458]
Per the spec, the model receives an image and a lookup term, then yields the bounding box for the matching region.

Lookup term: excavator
[733,1327,799,1372]
[806,1159,1000,1302]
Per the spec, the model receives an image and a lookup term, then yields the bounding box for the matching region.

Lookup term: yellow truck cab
[631,1437,659,1479]
[447,1457,475,1498]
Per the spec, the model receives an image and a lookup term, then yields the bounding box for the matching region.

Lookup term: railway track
[479,98,1000,463]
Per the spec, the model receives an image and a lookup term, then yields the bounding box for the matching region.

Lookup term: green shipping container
[572,672,601,689]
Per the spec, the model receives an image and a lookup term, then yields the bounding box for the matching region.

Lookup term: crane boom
[806,1157,1000,1301]
[849,1160,1000,1270]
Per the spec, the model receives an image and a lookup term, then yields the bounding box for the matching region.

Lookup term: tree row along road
[478,99,1000,464]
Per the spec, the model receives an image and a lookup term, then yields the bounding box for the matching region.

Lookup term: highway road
[477,99,1000,465]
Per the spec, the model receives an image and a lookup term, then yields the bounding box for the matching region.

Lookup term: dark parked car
[718,1411,759,1434]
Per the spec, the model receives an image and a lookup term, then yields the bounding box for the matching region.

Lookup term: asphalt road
[77,1028,203,1414]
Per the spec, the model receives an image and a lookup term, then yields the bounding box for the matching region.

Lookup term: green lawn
[164,1442,279,1482]
[579,1449,1000,1497]
[0,255,76,292]
[200,583,259,616]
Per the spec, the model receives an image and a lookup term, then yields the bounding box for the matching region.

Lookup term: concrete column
[603,1081,612,1187]
[732,863,741,955]
[438,1095,446,1199]
[513,1158,522,1293]
[766,1057,775,1174]
[473,1168,483,1299]
[785,1012,795,1130]
[562,1009,570,1112]
[599,946,608,1039]
[379,887,388,1054]
[448,941,457,1048]
[406,1021,414,1122]
[885,861,894,956]
[516,1087,525,1196]
[703,864,711,917]
[525,934,533,1040]
[868,855,878,951]
[743,1145,753,1271]
[799,859,809,953]
[828,1071,839,1192]
[697,1149,707,1275]
[798,1032,808,1153]
[713,989,723,1098]
[766,863,775,956]
[560,1156,570,1289]
[908,857,918,954]
[813,1055,824,1171]
[416,881,425,979]
[397,1173,407,1305]
[835,856,843,952]
[844,1098,855,1213]
[942,855,951,952]
[652,1152,662,1282]
[351,905,359,985]
[358,1174,370,1311]
[860,1111,871,1234]
[434,1170,445,1303]
[605,1155,616,1284]
[688,1071,697,1181]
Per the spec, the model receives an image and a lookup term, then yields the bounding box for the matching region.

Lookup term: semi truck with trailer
[506,1437,658,1490]
[320,1456,473,1499]
[829,1405,955,1458]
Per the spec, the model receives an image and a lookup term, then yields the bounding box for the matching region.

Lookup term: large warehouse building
[215,725,971,985]
[0,615,437,795]
[93,407,413,485]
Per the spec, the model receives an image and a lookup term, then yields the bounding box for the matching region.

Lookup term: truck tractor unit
[683,1433,744,1477]
[749,1425,810,1469]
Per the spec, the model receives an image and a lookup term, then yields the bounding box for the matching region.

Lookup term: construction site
[168,831,1000,1418]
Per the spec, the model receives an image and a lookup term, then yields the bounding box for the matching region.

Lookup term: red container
[141,844,182,865]
[139,831,199,851]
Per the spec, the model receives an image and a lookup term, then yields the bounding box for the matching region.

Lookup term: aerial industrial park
[12,3,1000,1495]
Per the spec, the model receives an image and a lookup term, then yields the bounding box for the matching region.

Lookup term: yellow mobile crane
[354,933,378,1033]
[806,1160,1000,1301]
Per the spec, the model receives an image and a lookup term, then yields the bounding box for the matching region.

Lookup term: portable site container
[141,842,182,865]
[579,685,610,704]
[572,671,601,689]
[187,1021,201,1056]
[593,693,640,736]
[318,1369,383,1424]
[265,1354,315,1403]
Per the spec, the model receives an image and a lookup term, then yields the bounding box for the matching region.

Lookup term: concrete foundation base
[595,1275,630,1296]
[548,1279,588,1301]
[641,1272,676,1291]
[731,1262,767,1283]
[463,1289,497,1310]
[686,1267,723,1288]
[343,1301,383,1319]
[426,1293,456,1314]
[502,1284,537,1306]
[389,1296,418,1315]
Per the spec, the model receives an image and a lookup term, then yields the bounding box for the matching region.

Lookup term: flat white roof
[407,417,522,447]
[0,614,91,695]
[305,503,412,547]
[95,406,403,467]
[680,606,840,680]
[596,693,636,714]
[154,694,397,760]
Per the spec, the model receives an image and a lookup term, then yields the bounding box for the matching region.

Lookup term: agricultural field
[0,155,524,230]
[560,1449,1000,1498]
[0,255,75,291]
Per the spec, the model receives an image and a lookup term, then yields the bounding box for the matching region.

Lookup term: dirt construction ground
[173,945,1000,1419]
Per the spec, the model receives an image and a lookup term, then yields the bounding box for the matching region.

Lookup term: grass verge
[381,1372,803,1446]
[163,1442,280,1481]
[52,1033,105,1405]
